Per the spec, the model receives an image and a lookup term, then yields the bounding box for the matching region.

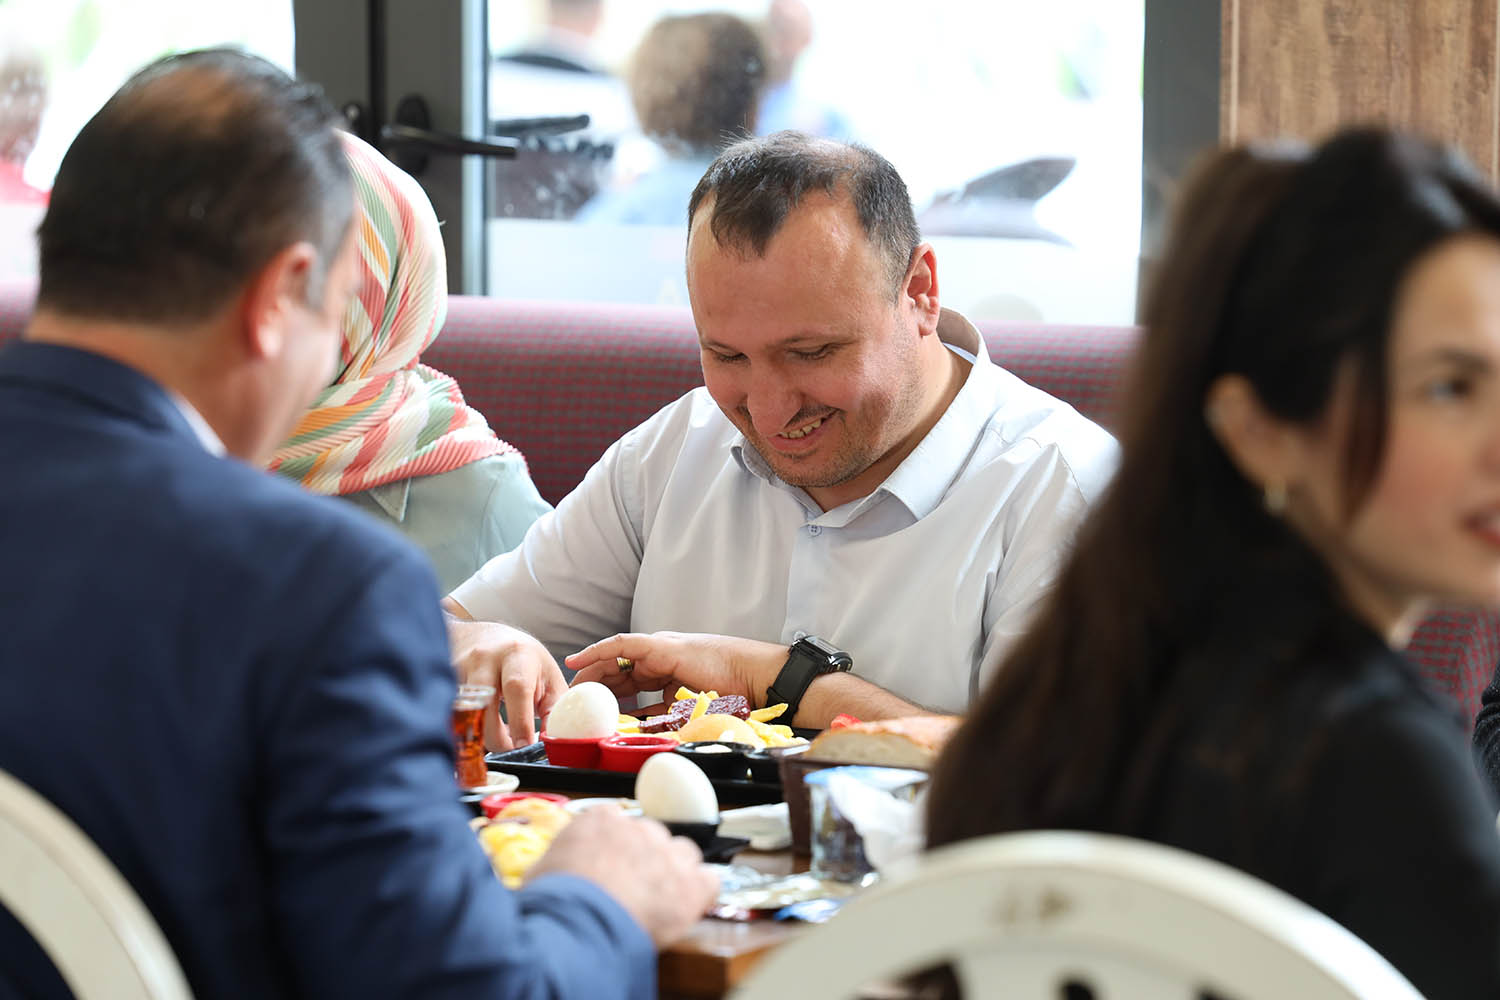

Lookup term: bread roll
[805,715,961,769]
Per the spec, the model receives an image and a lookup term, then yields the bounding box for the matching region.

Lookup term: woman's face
[1290,233,1500,639]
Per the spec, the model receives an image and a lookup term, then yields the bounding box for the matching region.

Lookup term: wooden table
[658,848,808,999]
[515,784,810,998]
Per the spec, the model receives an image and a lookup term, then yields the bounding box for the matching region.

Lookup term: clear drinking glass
[452,684,496,788]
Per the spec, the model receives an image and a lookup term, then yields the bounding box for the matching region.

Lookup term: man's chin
[751,448,861,491]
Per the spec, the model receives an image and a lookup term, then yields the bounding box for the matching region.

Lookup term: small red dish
[598,734,679,773]
[540,732,605,769]
[480,790,571,819]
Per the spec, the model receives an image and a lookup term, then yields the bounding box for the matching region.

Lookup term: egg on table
[634,751,719,825]
[545,681,620,739]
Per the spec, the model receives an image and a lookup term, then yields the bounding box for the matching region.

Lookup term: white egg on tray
[635,751,720,825]
[544,681,619,739]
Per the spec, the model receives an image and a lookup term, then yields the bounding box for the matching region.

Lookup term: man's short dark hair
[687,131,921,295]
[37,48,353,325]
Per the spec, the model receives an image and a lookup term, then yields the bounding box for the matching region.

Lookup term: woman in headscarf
[270,132,550,593]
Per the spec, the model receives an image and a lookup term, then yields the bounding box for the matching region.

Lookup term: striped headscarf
[268,131,517,495]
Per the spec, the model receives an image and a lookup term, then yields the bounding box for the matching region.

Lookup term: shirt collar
[166,392,227,457]
[363,477,412,522]
[730,307,997,521]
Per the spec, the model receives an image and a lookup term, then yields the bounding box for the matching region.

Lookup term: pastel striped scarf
[269,131,516,495]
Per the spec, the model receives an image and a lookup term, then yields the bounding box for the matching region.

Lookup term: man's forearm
[732,638,930,728]
[791,672,929,728]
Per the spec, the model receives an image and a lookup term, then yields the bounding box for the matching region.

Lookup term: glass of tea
[452,684,495,789]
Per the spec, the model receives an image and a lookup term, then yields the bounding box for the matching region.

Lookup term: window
[0,0,294,278]
[484,0,1143,323]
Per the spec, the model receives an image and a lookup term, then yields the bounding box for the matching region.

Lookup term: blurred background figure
[270,132,551,593]
[497,0,608,74]
[488,0,633,220]
[755,0,848,139]
[0,27,48,204]
[577,11,765,225]
[0,18,49,278]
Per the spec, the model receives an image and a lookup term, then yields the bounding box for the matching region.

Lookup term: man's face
[687,192,928,510]
[255,225,361,463]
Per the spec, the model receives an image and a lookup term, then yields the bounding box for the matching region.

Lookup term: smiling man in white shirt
[445,132,1118,744]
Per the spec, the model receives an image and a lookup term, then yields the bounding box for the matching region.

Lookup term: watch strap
[765,637,851,721]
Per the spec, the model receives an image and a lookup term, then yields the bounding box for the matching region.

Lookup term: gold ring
[616,657,634,672]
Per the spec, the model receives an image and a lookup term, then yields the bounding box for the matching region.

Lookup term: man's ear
[240,241,318,361]
[903,243,941,336]
[1204,374,1305,492]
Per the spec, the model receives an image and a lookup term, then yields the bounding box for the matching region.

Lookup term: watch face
[802,635,853,670]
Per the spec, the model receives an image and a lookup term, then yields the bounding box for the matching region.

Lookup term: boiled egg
[635,751,719,824]
[545,681,619,739]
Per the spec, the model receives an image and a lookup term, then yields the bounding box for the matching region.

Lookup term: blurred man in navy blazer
[0,48,714,999]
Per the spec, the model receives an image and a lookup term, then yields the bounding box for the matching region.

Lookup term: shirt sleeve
[474,452,555,559]
[449,427,648,667]
[263,546,656,999]
[1295,697,1500,1000]
[973,442,1097,698]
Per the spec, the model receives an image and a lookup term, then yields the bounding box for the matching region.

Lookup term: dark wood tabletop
[658,847,808,999]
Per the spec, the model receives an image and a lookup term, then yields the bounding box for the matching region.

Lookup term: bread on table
[805,715,962,770]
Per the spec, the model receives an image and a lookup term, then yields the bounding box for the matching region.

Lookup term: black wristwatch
[765,635,853,721]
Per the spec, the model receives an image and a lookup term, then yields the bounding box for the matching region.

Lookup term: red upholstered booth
[2,280,1495,725]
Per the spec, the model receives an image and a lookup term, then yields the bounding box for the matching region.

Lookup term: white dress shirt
[168,391,226,456]
[451,310,1118,714]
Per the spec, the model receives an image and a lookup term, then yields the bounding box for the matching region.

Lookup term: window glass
[485,0,1142,323]
[0,0,294,278]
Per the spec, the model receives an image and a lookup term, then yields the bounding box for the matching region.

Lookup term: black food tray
[485,741,786,807]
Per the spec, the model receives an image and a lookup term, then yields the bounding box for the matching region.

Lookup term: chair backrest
[0,768,193,1000]
[731,831,1423,1000]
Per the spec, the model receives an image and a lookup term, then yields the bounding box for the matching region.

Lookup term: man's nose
[744,371,801,436]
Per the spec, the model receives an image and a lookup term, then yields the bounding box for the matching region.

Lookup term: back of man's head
[37,48,352,327]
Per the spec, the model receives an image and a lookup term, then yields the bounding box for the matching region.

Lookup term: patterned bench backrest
[433,297,1144,503]
[0,283,1492,724]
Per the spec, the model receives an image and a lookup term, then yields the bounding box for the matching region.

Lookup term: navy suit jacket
[0,341,654,998]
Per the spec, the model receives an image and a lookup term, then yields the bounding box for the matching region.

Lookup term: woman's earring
[1263,480,1288,515]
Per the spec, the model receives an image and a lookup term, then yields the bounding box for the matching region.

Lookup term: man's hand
[526,806,718,947]
[565,631,786,706]
[443,598,568,750]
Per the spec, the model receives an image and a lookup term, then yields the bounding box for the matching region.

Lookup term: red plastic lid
[481,791,571,818]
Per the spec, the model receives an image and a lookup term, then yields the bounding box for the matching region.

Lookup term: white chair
[0,768,192,999]
[732,831,1424,1000]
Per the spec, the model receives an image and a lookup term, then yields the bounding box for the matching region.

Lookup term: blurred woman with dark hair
[927,129,1500,998]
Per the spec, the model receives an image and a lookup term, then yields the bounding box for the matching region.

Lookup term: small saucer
[564,796,643,817]
[464,771,520,795]
[664,820,751,863]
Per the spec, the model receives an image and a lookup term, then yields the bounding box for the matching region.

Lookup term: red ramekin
[540,732,605,769]
[597,734,679,773]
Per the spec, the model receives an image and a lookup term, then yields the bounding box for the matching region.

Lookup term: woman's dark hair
[687,130,921,296]
[926,129,1500,847]
[628,12,765,158]
[37,48,352,326]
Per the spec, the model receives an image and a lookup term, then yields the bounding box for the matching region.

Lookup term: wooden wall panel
[1222,0,1499,181]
